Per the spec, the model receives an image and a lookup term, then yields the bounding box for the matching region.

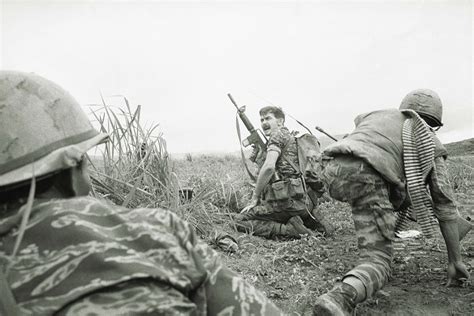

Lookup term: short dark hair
[259,106,285,121]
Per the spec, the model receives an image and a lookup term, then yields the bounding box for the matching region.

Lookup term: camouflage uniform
[0,197,283,315]
[321,109,459,299]
[236,127,322,238]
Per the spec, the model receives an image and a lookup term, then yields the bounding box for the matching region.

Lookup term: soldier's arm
[179,215,284,314]
[252,150,279,200]
[57,280,198,315]
[203,265,284,315]
[241,149,279,213]
[428,156,470,285]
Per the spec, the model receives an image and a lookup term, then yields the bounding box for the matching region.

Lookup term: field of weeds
[89,103,473,315]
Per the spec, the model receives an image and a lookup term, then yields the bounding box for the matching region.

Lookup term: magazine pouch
[289,177,305,199]
[271,180,290,201]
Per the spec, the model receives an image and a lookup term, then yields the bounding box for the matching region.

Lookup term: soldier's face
[70,158,92,196]
[260,113,284,136]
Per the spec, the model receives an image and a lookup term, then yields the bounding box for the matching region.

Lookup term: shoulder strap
[280,136,301,175]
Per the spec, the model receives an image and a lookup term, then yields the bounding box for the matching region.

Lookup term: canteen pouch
[271,180,290,201]
[266,178,306,202]
[289,177,305,199]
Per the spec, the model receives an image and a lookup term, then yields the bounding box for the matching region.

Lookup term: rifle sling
[235,115,257,182]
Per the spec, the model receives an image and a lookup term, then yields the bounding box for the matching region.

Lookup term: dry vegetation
[89,103,473,315]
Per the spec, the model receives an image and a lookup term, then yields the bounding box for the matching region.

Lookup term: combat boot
[311,208,335,237]
[313,282,357,316]
[287,216,315,236]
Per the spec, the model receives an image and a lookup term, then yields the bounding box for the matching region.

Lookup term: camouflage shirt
[266,126,299,179]
[324,109,451,212]
[0,197,283,315]
[324,109,447,192]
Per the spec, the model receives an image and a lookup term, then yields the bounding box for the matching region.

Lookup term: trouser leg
[320,156,397,300]
[234,202,310,239]
[236,218,281,238]
[235,218,311,239]
[343,184,396,300]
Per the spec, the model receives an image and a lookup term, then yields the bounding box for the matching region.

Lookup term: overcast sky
[1,0,472,154]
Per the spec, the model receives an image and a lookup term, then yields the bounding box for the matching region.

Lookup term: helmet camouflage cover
[0,71,108,187]
[399,89,443,127]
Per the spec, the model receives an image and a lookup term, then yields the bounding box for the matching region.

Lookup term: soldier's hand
[241,198,258,214]
[446,261,470,287]
[249,145,259,161]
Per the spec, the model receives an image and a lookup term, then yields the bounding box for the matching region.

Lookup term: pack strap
[279,136,301,177]
[0,269,20,315]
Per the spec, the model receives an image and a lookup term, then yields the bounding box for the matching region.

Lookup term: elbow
[262,165,275,177]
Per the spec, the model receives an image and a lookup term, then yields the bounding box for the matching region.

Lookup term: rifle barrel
[228,93,256,132]
[315,126,338,141]
[227,93,239,110]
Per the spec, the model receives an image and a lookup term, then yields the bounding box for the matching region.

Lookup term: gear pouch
[271,180,290,201]
[289,178,305,199]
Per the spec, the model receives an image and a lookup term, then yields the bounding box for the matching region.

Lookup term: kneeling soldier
[236,106,332,239]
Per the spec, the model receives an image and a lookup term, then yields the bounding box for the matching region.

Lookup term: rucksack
[263,133,325,204]
[280,133,324,192]
[295,134,325,193]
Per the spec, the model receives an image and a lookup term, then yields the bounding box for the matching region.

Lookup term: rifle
[315,126,338,142]
[227,93,266,162]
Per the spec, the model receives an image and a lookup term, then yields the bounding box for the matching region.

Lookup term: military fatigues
[236,127,321,238]
[321,109,459,299]
[0,197,283,315]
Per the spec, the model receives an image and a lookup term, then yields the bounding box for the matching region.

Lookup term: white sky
[1,0,472,153]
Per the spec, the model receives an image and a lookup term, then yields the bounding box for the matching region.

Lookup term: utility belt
[264,177,305,203]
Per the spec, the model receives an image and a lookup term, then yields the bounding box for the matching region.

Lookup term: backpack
[279,133,324,191]
[264,133,325,203]
[295,134,324,193]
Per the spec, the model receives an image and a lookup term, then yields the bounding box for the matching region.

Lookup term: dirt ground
[171,147,473,315]
[219,179,474,315]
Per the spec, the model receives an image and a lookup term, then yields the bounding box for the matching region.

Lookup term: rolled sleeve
[266,128,287,155]
[267,144,281,154]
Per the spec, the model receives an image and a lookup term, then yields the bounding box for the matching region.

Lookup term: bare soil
[217,156,474,315]
[220,205,473,315]
[173,141,474,315]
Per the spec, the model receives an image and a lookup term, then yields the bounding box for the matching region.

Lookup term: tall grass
[87,95,175,208]
[171,154,252,239]
[87,97,252,241]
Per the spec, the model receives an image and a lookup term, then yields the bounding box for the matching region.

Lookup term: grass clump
[87,98,252,242]
[87,96,174,209]
[446,156,474,193]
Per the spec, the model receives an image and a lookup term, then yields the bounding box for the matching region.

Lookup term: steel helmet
[399,89,443,127]
[0,71,108,187]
